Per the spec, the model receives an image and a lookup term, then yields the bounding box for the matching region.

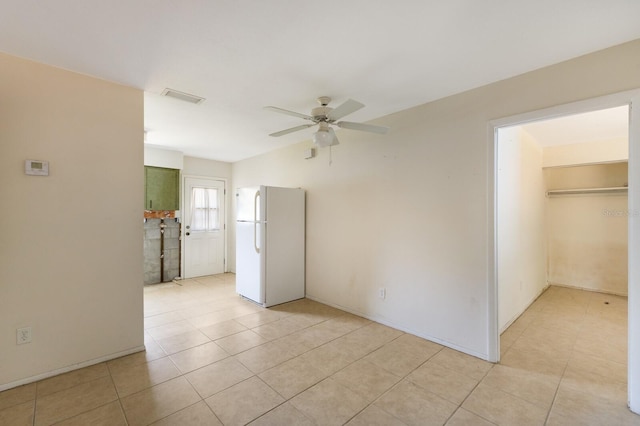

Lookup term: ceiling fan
[265,96,389,147]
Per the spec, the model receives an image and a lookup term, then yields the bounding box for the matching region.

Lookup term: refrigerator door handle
[254,190,260,253]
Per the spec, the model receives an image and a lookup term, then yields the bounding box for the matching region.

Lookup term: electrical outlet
[379,288,386,299]
[17,327,32,345]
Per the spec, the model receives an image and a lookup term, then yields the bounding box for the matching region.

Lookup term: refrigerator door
[236,221,265,304]
[263,187,305,307]
[236,186,261,222]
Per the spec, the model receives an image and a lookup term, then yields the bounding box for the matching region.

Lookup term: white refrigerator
[236,186,305,307]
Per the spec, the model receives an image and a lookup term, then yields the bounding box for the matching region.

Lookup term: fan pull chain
[329,145,333,166]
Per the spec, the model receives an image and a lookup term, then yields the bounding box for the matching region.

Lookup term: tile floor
[1,274,638,425]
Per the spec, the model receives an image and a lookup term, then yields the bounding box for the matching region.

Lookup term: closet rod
[546,187,628,196]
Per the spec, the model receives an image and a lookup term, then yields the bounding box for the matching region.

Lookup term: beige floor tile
[499,347,567,378]
[152,401,222,426]
[54,400,127,426]
[259,356,327,399]
[374,380,458,426]
[499,326,522,350]
[273,331,318,356]
[462,382,548,426]
[482,364,559,410]
[199,319,247,340]
[335,323,404,358]
[234,310,287,328]
[290,378,369,425]
[146,320,198,340]
[323,313,372,334]
[0,400,34,426]
[36,363,109,397]
[574,333,627,364]
[205,377,284,426]
[345,404,408,426]
[120,377,200,426]
[185,357,253,398]
[292,320,352,348]
[430,347,493,381]
[406,361,478,405]
[0,383,35,411]
[110,356,181,397]
[559,369,627,403]
[235,340,297,374]
[364,333,442,377]
[215,330,269,355]
[549,385,640,426]
[34,376,118,426]
[142,336,170,362]
[510,326,576,362]
[332,359,402,402]
[252,316,308,340]
[169,341,229,374]
[5,280,632,426]
[187,310,242,329]
[564,351,626,384]
[156,330,211,355]
[445,408,496,426]
[106,346,167,375]
[248,402,315,425]
[144,311,184,329]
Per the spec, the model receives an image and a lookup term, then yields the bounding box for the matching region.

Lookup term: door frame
[181,174,229,277]
[487,89,640,413]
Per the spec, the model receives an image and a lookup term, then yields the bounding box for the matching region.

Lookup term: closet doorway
[488,90,640,413]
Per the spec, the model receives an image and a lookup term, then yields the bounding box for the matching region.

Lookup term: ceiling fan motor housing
[311,106,332,122]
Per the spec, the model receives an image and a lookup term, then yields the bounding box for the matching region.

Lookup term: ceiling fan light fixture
[313,129,334,147]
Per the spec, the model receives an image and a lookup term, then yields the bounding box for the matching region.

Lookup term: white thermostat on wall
[25,159,49,176]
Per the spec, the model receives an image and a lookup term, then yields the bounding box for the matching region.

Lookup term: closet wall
[545,162,629,295]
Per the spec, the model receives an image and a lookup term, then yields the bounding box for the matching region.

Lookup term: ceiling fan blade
[336,121,389,134]
[327,99,365,121]
[264,106,313,120]
[269,123,315,137]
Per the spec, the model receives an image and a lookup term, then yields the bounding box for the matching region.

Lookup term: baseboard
[549,282,628,297]
[304,294,490,362]
[0,345,145,392]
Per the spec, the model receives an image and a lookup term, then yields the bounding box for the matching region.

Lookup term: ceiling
[521,106,629,147]
[2,1,640,162]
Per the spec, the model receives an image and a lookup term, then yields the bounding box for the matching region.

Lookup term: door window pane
[190,187,219,231]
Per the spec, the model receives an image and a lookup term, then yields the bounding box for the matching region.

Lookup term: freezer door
[236,186,261,222]
[263,187,305,307]
[236,221,265,304]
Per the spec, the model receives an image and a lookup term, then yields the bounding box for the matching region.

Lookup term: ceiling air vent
[161,88,205,104]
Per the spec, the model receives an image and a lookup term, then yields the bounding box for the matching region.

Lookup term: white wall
[497,128,547,332]
[0,53,144,389]
[144,145,184,169]
[232,39,640,360]
[546,163,628,295]
[543,138,628,167]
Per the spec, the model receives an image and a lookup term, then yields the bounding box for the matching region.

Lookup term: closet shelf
[546,186,628,197]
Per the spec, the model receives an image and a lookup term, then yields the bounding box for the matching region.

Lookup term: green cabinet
[145,166,179,210]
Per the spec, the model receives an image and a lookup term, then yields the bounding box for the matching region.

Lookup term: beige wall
[546,163,628,295]
[497,128,547,332]
[0,53,144,389]
[543,138,628,167]
[232,39,640,358]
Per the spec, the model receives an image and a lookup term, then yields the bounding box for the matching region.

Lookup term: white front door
[184,177,225,278]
